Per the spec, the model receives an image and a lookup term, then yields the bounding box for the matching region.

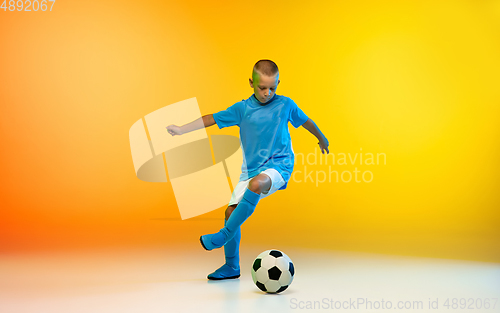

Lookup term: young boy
[166,59,329,280]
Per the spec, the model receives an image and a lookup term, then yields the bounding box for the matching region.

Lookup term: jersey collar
[251,93,277,106]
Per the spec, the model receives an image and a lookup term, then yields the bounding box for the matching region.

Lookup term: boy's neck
[253,93,276,105]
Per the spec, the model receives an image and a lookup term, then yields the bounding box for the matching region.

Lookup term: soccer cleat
[207,264,241,280]
[200,233,225,251]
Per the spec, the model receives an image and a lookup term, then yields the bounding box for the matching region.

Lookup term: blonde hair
[253,59,279,77]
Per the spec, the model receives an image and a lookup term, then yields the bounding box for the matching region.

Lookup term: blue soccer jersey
[213,94,309,190]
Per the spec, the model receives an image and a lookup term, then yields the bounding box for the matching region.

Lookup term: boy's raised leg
[200,188,260,250]
[200,174,270,251]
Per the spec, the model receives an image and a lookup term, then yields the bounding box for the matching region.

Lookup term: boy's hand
[318,136,329,154]
[166,125,182,136]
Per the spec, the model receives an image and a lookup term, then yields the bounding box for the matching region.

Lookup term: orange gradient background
[1,0,499,262]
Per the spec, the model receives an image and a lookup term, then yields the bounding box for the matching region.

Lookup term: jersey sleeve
[213,101,244,129]
[288,98,309,128]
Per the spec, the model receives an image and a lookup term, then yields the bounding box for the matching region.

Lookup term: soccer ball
[251,249,295,293]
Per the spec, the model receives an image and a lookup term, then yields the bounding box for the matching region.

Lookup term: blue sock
[211,188,260,246]
[223,219,240,269]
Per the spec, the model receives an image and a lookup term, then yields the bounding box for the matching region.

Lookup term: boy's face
[249,72,280,104]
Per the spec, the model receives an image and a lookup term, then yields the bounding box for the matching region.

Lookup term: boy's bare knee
[248,174,271,194]
[248,178,262,194]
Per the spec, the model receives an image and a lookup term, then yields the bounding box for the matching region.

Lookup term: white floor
[1,245,499,313]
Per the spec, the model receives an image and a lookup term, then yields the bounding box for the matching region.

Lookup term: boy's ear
[249,78,254,88]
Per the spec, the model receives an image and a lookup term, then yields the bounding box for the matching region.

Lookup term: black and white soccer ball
[251,249,294,293]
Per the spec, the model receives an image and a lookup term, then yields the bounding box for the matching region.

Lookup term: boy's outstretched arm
[301,118,330,154]
[166,114,215,136]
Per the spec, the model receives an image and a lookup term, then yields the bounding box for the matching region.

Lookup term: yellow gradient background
[1,0,499,263]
